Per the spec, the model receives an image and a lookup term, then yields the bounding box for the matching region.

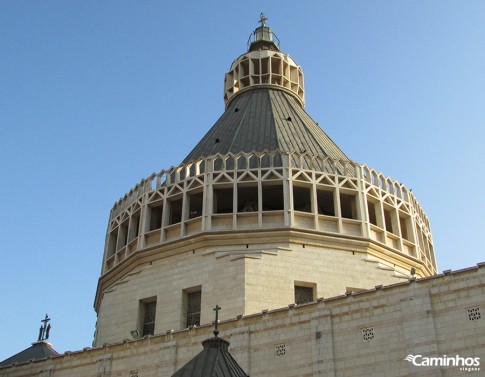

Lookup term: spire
[248,13,280,52]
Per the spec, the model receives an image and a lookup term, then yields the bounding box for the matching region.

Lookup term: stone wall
[2,263,483,377]
[95,233,415,346]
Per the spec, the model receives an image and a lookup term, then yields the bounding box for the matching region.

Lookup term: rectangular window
[186,291,201,327]
[141,300,156,336]
[293,185,312,213]
[294,285,314,304]
[399,216,408,240]
[213,187,233,214]
[238,185,258,212]
[128,213,140,243]
[317,189,335,216]
[169,197,183,224]
[384,208,393,233]
[340,193,357,219]
[148,204,163,231]
[262,183,284,211]
[188,191,203,219]
[367,201,377,226]
[107,229,118,258]
[117,220,129,249]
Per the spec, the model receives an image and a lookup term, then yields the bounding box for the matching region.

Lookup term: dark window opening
[142,301,156,336]
[367,201,377,226]
[262,184,284,211]
[240,77,250,87]
[399,216,409,240]
[169,197,183,225]
[261,57,269,75]
[107,229,118,258]
[188,191,203,219]
[295,286,314,304]
[241,58,250,76]
[252,59,260,75]
[186,291,201,327]
[271,57,282,75]
[148,204,163,231]
[340,193,357,219]
[238,186,258,212]
[293,185,312,212]
[128,214,140,242]
[214,187,233,214]
[118,221,129,249]
[317,190,335,216]
[384,209,393,233]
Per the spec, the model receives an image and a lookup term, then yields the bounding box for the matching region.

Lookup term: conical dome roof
[183,88,349,163]
[183,16,349,164]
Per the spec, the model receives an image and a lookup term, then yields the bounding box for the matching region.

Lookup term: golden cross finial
[259,13,268,26]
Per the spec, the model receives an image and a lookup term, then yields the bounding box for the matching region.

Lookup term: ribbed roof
[0,342,60,367]
[171,336,248,377]
[182,87,349,163]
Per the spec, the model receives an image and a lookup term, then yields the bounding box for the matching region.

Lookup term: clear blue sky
[1,0,484,361]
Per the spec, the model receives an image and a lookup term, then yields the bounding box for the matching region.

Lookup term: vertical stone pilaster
[400,285,443,376]
[38,365,54,377]
[228,326,251,375]
[95,354,112,377]
[159,341,177,376]
[311,309,335,377]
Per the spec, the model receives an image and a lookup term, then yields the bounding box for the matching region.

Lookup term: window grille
[467,306,481,321]
[187,291,201,327]
[142,301,156,336]
[275,344,286,357]
[295,286,313,304]
[362,327,375,341]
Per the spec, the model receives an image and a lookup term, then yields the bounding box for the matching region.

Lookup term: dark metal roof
[182,87,349,164]
[171,336,248,377]
[0,342,60,367]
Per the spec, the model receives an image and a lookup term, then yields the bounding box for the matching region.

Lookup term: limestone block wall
[95,246,246,347]
[2,264,484,377]
[243,242,411,316]
[95,231,416,347]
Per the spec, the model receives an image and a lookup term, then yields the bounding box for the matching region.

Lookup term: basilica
[1,16,483,377]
